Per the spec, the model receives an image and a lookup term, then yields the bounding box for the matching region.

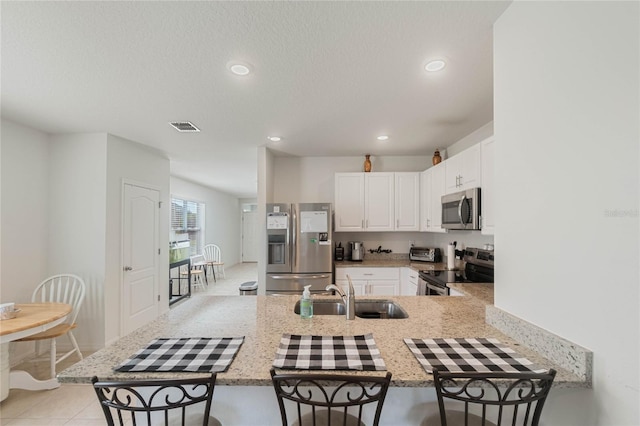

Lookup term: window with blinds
[170,197,205,256]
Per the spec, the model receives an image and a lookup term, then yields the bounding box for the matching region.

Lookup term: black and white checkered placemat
[272,333,386,371]
[115,337,244,373]
[404,337,546,373]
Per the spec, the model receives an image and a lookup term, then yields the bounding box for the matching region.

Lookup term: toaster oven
[409,246,442,263]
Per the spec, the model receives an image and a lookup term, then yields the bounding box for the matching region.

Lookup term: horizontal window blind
[171,197,204,256]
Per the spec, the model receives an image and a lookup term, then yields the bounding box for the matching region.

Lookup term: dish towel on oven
[272,333,386,371]
[115,337,244,373]
[404,337,546,373]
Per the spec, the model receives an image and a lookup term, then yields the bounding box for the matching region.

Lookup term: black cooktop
[420,263,494,286]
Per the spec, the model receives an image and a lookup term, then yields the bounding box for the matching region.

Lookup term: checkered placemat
[272,333,386,371]
[115,337,244,373]
[404,337,546,374]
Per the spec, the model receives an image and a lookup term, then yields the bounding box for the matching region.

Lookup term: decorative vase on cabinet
[364,154,372,172]
[432,149,442,165]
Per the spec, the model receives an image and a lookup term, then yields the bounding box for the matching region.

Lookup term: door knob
[123,266,133,271]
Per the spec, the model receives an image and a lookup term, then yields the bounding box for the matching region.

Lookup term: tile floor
[0,262,257,425]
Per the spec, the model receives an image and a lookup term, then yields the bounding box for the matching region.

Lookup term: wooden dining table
[0,302,71,401]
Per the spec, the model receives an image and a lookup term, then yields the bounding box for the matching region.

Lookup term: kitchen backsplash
[334,231,494,256]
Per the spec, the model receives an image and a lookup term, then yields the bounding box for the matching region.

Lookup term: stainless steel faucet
[326,275,355,320]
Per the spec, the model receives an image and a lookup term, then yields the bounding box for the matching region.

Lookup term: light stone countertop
[335,260,448,271]
[58,290,588,389]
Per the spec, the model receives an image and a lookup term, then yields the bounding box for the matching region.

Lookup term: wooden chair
[181,255,207,291]
[270,368,392,426]
[91,373,219,426]
[203,244,225,281]
[16,274,86,378]
[430,368,557,426]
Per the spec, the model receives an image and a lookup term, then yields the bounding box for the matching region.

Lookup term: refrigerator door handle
[291,204,297,268]
[268,274,331,280]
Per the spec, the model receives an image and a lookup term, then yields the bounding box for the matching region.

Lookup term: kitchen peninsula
[59,291,590,424]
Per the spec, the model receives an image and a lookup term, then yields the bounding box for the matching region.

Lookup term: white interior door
[122,184,159,336]
[242,210,258,262]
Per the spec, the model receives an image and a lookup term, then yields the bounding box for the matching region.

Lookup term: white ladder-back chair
[17,274,86,378]
[180,255,207,292]
[203,244,225,281]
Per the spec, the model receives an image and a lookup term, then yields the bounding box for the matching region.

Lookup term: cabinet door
[368,280,399,296]
[429,163,447,232]
[334,173,365,231]
[445,154,462,193]
[400,267,419,295]
[420,170,431,231]
[395,172,420,231]
[337,279,367,296]
[460,143,481,190]
[480,137,495,235]
[445,144,481,193]
[364,173,394,231]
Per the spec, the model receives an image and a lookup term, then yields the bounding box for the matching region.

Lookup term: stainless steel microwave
[441,188,481,230]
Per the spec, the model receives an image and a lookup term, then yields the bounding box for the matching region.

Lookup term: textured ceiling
[1,1,510,198]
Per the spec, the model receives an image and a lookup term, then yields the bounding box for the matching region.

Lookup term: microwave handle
[458,195,467,228]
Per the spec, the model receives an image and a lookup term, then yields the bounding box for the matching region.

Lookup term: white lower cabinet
[335,267,399,296]
[400,267,419,295]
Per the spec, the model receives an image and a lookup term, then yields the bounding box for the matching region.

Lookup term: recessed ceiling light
[377,135,389,141]
[228,62,251,76]
[267,136,281,142]
[425,59,446,72]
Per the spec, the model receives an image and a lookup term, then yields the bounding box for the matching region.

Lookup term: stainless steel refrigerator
[266,203,333,295]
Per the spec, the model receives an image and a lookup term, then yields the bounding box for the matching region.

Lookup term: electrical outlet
[409,240,415,247]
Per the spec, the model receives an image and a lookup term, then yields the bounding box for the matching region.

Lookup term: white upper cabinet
[364,172,395,231]
[334,172,394,232]
[420,163,447,233]
[480,137,495,235]
[334,173,365,232]
[394,172,420,231]
[445,143,481,193]
[334,172,418,232]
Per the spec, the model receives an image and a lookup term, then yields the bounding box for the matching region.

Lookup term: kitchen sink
[294,300,408,319]
[354,301,409,319]
[294,300,347,316]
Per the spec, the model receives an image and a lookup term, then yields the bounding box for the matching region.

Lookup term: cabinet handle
[362,219,364,229]
[363,273,374,276]
[396,219,399,228]
[366,219,369,228]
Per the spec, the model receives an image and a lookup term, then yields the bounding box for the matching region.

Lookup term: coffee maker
[349,241,364,261]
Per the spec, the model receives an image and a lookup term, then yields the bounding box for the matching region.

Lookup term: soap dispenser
[300,285,313,319]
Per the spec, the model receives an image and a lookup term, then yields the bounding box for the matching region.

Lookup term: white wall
[1,122,173,356]
[494,3,639,424]
[106,135,170,343]
[170,176,241,268]
[273,155,430,203]
[257,147,275,293]
[48,133,108,351]
[0,120,51,362]
[445,121,493,158]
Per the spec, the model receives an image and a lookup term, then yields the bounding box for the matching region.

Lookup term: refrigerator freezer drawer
[266,273,333,294]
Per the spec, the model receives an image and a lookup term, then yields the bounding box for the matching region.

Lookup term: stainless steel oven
[418,270,454,296]
[418,247,494,296]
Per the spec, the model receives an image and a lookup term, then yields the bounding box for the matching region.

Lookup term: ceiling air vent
[169,121,200,132]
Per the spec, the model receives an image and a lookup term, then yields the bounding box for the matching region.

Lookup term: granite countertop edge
[58,293,589,390]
